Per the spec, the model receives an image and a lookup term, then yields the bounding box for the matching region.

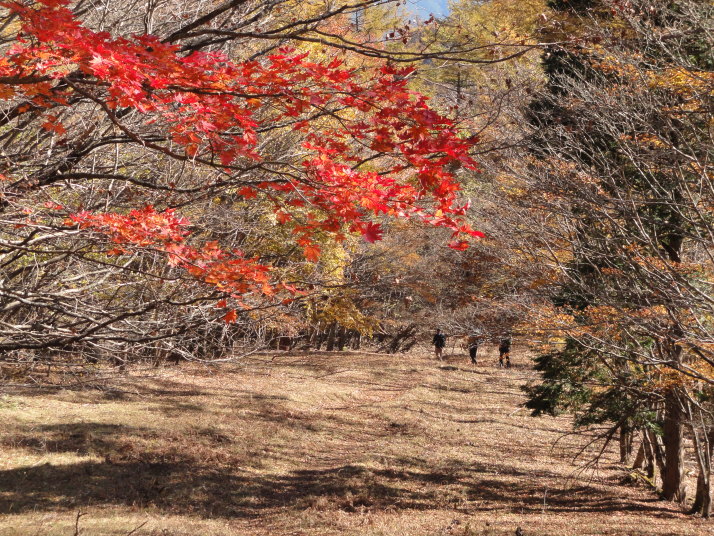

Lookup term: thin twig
[73,511,85,536]
[125,521,149,536]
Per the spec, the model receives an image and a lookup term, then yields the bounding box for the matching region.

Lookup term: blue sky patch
[405,0,449,17]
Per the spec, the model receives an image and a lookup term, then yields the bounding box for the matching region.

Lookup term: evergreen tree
[522,0,714,510]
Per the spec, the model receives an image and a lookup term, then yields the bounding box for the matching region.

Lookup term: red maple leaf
[223,309,238,323]
[303,244,321,262]
[362,222,383,243]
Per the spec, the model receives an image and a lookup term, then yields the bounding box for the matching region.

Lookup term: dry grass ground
[0,347,710,536]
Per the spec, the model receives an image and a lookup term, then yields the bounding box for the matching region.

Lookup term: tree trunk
[343,330,353,350]
[688,416,713,517]
[646,428,664,480]
[643,441,655,479]
[337,326,347,351]
[662,390,686,503]
[620,423,633,464]
[313,328,325,350]
[632,441,645,469]
[325,322,337,352]
[351,331,361,350]
[690,471,711,517]
[659,225,686,504]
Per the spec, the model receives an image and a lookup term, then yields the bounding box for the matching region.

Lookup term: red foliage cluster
[1,0,483,317]
[71,207,275,320]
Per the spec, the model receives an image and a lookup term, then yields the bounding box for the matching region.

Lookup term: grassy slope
[0,348,708,536]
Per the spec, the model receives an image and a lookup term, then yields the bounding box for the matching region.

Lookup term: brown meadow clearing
[0,347,710,535]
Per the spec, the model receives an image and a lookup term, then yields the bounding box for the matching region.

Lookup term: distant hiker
[432,329,446,360]
[498,336,511,368]
[467,333,484,365]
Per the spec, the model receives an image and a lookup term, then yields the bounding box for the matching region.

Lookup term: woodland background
[0,0,712,529]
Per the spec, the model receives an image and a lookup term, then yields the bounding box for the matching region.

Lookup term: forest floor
[0,347,710,536]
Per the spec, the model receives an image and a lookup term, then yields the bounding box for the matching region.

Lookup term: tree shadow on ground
[1,423,154,456]
[0,432,684,520]
[0,378,209,402]
[466,478,680,516]
[0,459,446,517]
[133,377,209,398]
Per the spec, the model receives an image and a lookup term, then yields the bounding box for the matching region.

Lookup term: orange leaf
[448,240,469,251]
[303,244,321,262]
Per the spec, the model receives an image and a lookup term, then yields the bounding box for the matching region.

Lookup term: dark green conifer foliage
[522,0,714,508]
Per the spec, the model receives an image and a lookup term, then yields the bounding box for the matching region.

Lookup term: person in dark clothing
[467,333,484,365]
[432,329,446,360]
[498,337,511,368]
